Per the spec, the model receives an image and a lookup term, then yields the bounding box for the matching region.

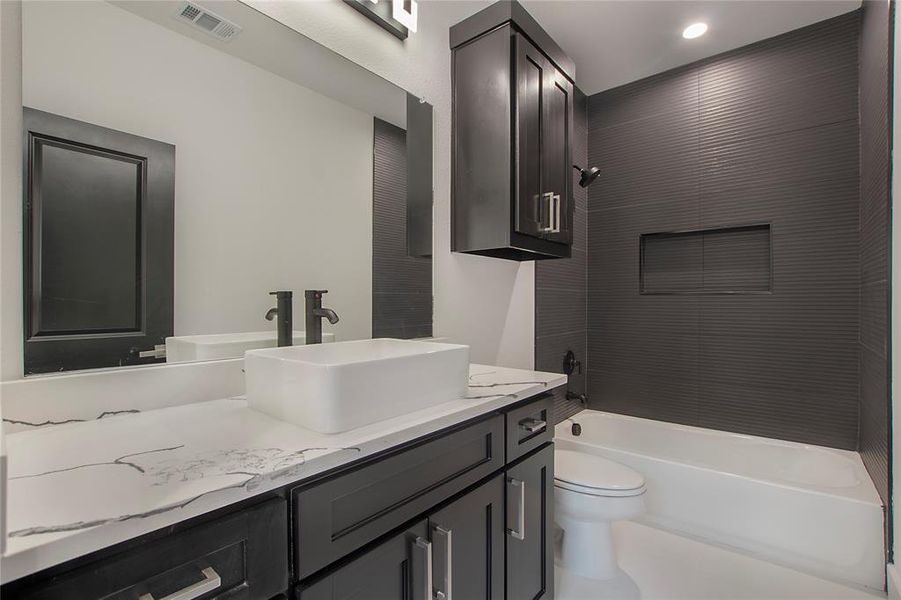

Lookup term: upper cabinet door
[542,67,574,245]
[513,33,548,239]
[514,32,573,245]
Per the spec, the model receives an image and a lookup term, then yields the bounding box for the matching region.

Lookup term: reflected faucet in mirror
[305,290,340,345]
[265,291,294,347]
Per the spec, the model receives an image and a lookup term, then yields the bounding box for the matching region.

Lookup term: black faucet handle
[305,289,329,300]
[270,290,293,298]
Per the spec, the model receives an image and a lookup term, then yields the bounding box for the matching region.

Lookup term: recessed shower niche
[639,224,772,295]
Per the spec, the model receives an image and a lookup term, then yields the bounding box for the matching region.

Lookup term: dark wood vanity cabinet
[506,444,555,600]
[8,498,289,600]
[5,396,555,600]
[299,476,506,600]
[451,1,575,260]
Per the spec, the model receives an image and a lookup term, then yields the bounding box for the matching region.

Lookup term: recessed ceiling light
[682,22,708,39]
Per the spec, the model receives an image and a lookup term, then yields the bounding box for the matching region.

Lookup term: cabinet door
[506,444,554,600]
[298,521,431,600]
[541,67,573,245]
[513,33,550,239]
[429,475,505,600]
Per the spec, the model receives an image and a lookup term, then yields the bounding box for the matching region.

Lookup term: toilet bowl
[554,449,646,581]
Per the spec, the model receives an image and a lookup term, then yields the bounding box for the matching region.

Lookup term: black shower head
[573,164,601,188]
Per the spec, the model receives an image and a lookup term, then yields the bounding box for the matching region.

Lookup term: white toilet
[554,449,647,581]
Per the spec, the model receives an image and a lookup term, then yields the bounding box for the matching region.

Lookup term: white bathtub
[555,410,885,591]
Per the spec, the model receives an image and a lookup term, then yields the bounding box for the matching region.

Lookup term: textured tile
[536,247,585,292]
[861,280,888,356]
[536,285,586,338]
[585,11,866,451]
[372,118,432,337]
[860,343,889,503]
[372,292,432,339]
[588,66,698,130]
[589,103,700,213]
[858,0,892,509]
[536,330,586,394]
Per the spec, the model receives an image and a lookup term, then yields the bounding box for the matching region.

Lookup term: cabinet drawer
[296,521,429,600]
[15,498,288,600]
[293,415,505,580]
[505,395,553,462]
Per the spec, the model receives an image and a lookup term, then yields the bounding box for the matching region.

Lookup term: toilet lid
[554,450,645,495]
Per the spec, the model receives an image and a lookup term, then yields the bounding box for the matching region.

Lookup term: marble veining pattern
[1,364,565,584]
[3,409,141,429]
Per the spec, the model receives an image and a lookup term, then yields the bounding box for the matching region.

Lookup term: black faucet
[265,290,293,347]
[305,290,339,344]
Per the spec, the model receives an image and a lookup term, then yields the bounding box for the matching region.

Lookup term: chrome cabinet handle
[538,193,562,235]
[138,566,221,600]
[433,525,453,600]
[412,536,433,600]
[519,417,547,434]
[138,344,167,359]
[507,478,526,541]
[538,192,554,233]
[551,193,562,234]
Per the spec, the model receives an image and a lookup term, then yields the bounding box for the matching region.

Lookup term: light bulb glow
[682,22,708,39]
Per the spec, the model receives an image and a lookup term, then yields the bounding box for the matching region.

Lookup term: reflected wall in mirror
[19,0,432,375]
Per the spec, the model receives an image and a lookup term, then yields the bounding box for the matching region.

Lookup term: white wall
[0,0,535,395]
[247,0,536,369]
[21,1,373,345]
[0,0,23,381]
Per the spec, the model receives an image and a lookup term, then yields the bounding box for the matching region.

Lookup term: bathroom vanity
[1,2,570,598]
[0,365,564,599]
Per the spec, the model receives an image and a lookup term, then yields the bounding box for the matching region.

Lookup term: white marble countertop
[0,364,565,584]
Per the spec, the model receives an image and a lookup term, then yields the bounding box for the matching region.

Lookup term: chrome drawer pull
[412,536,433,600]
[519,417,547,434]
[433,525,453,600]
[507,478,526,541]
[138,566,221,600]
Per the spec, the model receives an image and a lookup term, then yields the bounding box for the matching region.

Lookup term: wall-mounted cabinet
[451,1,575,260]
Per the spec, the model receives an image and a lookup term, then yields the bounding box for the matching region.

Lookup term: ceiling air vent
[175,2,242,42]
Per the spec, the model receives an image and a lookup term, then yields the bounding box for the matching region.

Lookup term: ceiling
[517,0,862,95]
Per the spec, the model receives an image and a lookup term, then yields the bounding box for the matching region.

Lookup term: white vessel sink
[165,331,335,363]
[245,338,470,433]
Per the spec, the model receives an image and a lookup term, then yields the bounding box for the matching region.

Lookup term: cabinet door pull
[551,194,561,234]
[507,477,526,540]
[538,192,554,233]
[519,417,547,434]
[412,536,433,600]
[433,525,453,600]
[137,566,221,600]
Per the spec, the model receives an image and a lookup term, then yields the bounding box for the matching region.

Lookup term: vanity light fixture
[344,0,417,40]
[392,0,418,33]
[682,22,708,39]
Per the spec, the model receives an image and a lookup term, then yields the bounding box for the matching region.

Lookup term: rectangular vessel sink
[166,331,335,363]
[245,339,470,433]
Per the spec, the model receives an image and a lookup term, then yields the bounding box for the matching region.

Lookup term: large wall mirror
[19,0,433,375]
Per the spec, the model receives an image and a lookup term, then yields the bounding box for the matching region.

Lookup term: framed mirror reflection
[19,0,433,375]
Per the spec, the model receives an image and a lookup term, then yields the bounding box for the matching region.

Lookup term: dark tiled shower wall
[858,0,893,509]
[586,13,863,449]
[536,89,588,425]
[372,118,433,338]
